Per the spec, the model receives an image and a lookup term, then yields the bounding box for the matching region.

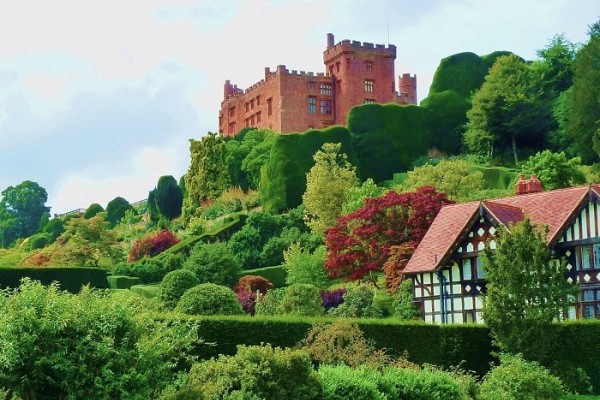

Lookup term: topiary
[279,283,323,317]
[83,203,104,219]
[43,218,65,241]
[184,242,241,287]
[160,269,200,309]
[479,354,564,400]
[234,275,273,295]
[175,283,243,316]
[106,197,135,225]
[378,366,469,400]
[29,233,51,250]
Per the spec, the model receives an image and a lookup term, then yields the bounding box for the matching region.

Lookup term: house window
[267,98,272,116]
[320,99,332,115]
[364,99,375,104]
[308,81,315,90]
[364,79,374,93]
[308,96,316,114]
[476,258,486,279]
[320,83,332,95]
[462,259,473,280]
[577,245,600,269]
[245,118,249,127]
[584,305,596,319]
[365,61,374,71]
[228,122,236,135]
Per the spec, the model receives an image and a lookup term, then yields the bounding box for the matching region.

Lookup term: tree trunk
[512,135,518,165]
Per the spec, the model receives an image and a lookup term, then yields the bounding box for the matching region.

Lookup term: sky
[0,0,599,215]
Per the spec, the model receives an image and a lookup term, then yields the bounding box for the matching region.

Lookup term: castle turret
[224,80,234,100]
[399,73,417,105]
[327,33,334,48]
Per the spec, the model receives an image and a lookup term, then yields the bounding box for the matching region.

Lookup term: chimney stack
[327,33,334,48]
[515,174,543,195]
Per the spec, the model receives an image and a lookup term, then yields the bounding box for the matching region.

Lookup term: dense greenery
[148,175,184,221]
[0,181,50,247]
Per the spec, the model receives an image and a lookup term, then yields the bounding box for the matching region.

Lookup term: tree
[482,219,574,360]
[302,143,359,235]
[83,203,104,219]
[566,25,600,162]
[341,178,385,215]
[185,132,231,206]
[403,159,484,201]
[284,243,329,290]
[148,175,183,221]
[325,186,452,284]
[520,150,586,190]
[536,34,578,96]
[0,180,50,244]
[105,196,135,225]
[464,55,550,164]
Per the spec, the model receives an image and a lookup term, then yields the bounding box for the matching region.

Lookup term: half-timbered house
[403,176,600,324]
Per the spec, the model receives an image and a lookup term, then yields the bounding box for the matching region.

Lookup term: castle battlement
[323,37,396,59]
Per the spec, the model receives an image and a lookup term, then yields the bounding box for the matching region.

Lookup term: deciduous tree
[520,150,586,190]
[0,180,50,244]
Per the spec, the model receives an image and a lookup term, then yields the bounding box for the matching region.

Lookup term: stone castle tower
[219,33,417,136]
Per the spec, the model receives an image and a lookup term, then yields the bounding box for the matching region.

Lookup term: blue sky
[0,0,598,214]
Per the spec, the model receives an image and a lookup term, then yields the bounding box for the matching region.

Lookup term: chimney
[527,174,542,194]
[327,33,334,48]
[264,67,270,79]
[515,174,528,195]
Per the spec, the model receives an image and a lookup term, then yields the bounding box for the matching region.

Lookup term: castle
[219,33,417,136]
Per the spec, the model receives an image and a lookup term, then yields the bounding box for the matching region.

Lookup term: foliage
[148,175,184,221]
[403,159,484,201]
[464,54,550,164]
[279,283,323,317]
[0,279,193,399]
[341,178,385,215]
[377,366,471,400]
[319,365,386,400]
[176,283,243,316]
[382,243,415,293]
[84,202,104,219]
[520,150,586,190]
[106,196,136,225]
[566,28,600,163]
[301,323,390,369]
[234,275,273,295]
[106,275,141,289]
[224,128,277,190]
[329,285,382,318]
[428,52,491,97]
[325,186,452,282]
[42,217,65,241]
[28,232,51,250]
[185,132,231,206]
[184,242,241,287]
[236,290,258,315]
[115,253,184,283]
[128,230,180,262]
[254,287,286,316]
[0,180,50,246]
[321,288,346,311]
[482,219,574,360]
[160,269,200,309]
[240,265,287,288]
[261,126,357,213]
[392,279,421,321]
[302,142,359,234]
[0,267,108,292]
[163,345,321,400]
[284,243,329,290]
[479,354,564,400]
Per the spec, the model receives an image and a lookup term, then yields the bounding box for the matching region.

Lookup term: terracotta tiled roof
[404,185,593,275]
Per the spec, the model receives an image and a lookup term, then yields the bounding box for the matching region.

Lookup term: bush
[115,254,183,284]
[176,283,243,316]
[330,285,382,318]
[392,279,421,321]
[279,283,323,317]
[29,232,51,250]
[83,203,104,219]
[321,289,346,311]
[128,230,180,262]
[106,275,142,289]
[284,243,329,290]
[184,242,241,287]
[0,267,108,292]
[160,270,200,309]
[42,218,65,241]
[234,275,273,295]
[237,291,257,316]
[163,345,321,400]
[378,366,469,400]
[106,196,135,225]
[479,354,564,400]
[319,365,386,400]
[254,287,286,316]
[240,265,287,288]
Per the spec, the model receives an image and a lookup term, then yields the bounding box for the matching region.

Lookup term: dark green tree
[482,219,574,361]
[184,242,242,287]
[148,175,183,221]
[105,196,135,225]
[0,180,50,244]
[464,55,550,164]
[83,203,104,219]
[566,24,600,163]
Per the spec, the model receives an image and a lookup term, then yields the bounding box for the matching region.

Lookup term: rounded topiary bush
[176,283,243,316]
[84,203,104,219]
[184,242,241,287]
[29,233,51,250]
[254,287,286,316]
[319,364,386,400]
[479,354,564,400]
[279,283,323,316]
[160,269,200,309]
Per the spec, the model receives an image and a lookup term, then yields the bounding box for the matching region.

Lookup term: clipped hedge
[130,284,161,299]
[106,275,142,289]
[240,265,287,288]
[0,266,108,293]
[471,165,517,190]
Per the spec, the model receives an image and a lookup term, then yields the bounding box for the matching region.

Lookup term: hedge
[471,165,517,190]
[0,266,108,293]
[240,265,287,288]
[106,275,142,289]
[130,284,161,299]
[427,52,490,98]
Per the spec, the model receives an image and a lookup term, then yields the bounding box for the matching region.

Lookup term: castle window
[308,81,315,90]
[256,96,261,106]
[308,96,316,114]
[245,103,249,113]
[364,80,374,93]
[320,99,332,115]
[228,122,236,135]
[267,98,272,116]
[320,83,332,95]
[256,111,261,123]
[364,99,375,104]
[250,115,255,125]
[250,99,255,110]
[365,61,374,71]
[228,107,235,117]
[245,118,249,127]
[335,61,340,72]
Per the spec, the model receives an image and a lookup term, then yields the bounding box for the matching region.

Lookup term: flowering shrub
[234,275,274,295]
[321,289,346,311]
[127,230,179,262]
[237,291,257,315]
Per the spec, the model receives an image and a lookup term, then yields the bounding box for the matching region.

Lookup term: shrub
[160,270,200,309]
[106,196,135,225]
[176,283,243,316]
[83,203,104,219]
[115,253,184,283]
[321,289,346,311]
[284,243,329,290]
[237,291,257,316]
[319,364,386,400]
[254,287,286,316]
[164,345,321,400]
[301,323,390,369]
[378,366,469,400]
[279,283,323,317]
[234,275,273,295]
[128,230,180,262]
[330,285,382,318]
[29,233,51,250]
[392,279,421,321]
[43,218,65,240]
[479,354,564,400]
[184,242,241,287]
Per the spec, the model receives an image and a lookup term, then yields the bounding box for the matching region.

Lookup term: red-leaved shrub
[234,275,274,295]
[237,291,257,315]
[128,230,179,262]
